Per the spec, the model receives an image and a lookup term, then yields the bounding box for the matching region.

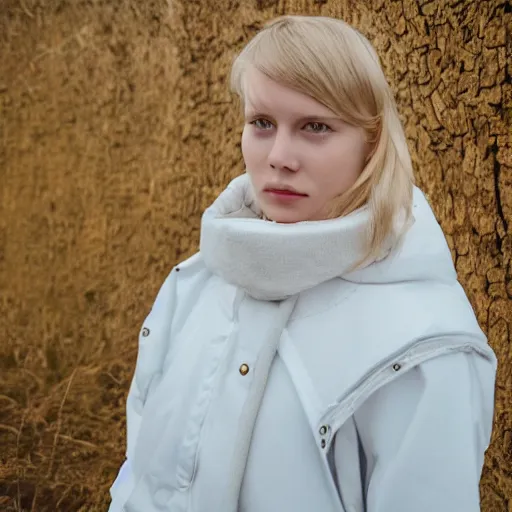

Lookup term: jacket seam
[318,335,494,451]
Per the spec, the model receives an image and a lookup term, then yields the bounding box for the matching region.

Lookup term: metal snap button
[321,439,326,449]
[239,363,249,376]
[319,425,328,436]
[142,327,150,337]
[392,363,401,371]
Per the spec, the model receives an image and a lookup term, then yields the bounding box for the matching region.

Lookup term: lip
[263,185,308,198]
[264,189,308,202]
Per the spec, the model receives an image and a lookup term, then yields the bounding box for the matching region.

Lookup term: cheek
[241,130,267,191]
[241,128,264,168]
[315,137,366,192]
[241,128,251,163]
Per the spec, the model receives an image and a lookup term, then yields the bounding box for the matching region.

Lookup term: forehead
[243,67,335,118]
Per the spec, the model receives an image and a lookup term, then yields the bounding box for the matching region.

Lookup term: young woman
[109,15,496,512]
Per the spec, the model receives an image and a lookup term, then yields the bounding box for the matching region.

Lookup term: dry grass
[0,0,185,509]
[0,0,510,510]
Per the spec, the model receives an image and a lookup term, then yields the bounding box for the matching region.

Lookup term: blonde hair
[230,15,415,266]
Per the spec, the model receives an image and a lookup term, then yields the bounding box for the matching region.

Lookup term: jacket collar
[200,174,459,300]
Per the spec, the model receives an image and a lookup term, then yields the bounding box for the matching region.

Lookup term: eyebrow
[244,111,342,123]
[296,115,342,123]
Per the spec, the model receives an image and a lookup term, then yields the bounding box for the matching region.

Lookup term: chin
[262,208,310,224]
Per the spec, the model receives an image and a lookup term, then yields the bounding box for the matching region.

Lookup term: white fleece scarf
[200,173,382,301]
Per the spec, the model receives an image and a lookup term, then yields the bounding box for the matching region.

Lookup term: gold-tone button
[239,363,249,376]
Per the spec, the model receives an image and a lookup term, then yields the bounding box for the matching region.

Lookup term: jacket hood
[200,174,456,301]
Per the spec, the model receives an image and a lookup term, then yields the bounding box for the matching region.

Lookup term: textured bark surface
[0,0,510,510]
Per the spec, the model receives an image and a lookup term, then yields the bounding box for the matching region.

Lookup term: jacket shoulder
[280,277,495,453]
[172,252,210,296]
[175,252,204,273]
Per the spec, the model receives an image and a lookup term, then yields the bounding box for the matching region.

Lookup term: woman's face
[241,67,369,223]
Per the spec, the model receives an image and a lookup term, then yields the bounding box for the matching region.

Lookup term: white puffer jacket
[109,174,496,512]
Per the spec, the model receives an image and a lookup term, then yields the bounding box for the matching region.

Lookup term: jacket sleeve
[345,350,496,512]
[109,269,179,507]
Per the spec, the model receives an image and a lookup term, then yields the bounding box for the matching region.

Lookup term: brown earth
[0,0,510,510]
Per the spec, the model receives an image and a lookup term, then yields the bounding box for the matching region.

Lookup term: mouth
[263,185,308,198]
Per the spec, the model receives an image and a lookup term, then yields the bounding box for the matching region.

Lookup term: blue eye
[305,122,331,133]
[251,119,273,130]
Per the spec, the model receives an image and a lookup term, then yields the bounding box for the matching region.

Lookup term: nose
[267,130,299,172]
